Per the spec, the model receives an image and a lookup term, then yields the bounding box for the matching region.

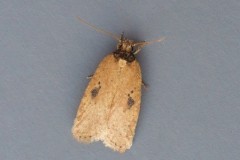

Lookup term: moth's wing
[103,60,142,153]
[72,54,119,143]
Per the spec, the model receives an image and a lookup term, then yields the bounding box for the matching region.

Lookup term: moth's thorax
[113,39,136,63]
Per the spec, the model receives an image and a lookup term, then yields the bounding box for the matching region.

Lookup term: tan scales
[72,17,165,153]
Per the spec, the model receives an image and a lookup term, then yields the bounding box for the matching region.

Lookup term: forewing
[103,60,142,153]
[72,54,119,142]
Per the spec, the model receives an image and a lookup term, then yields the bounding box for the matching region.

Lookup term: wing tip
[102,136,132,153]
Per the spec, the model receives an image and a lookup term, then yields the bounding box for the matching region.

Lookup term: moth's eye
[127,54,135,62]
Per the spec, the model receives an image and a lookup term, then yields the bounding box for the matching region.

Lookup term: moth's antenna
[132,37,166,55]
[133,37,166,47]
[77,16,120,41]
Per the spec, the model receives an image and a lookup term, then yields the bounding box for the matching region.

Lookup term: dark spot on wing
[91,82,102,98]
[127,97,135,108]
[91,87,100,98]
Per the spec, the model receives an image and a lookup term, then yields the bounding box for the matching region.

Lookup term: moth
[72,17,165,153]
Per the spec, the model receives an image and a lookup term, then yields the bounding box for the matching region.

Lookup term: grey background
[0,0,239,160]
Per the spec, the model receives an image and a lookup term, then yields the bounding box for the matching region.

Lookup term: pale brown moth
[72,17,165,153]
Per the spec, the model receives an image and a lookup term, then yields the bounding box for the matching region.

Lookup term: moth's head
[116,33,148,55]
[113,33,165,63]
[117,39,134,54]
[114,34,140,63]
[116,33,165,55]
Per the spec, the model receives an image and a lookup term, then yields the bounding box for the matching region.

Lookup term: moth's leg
[87,74,93,79]
[142,80,148,89]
